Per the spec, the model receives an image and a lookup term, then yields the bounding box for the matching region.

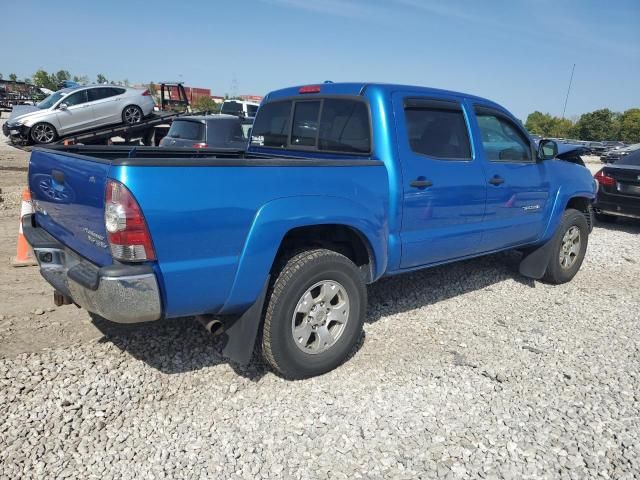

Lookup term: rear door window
[404,100,471,159]
[167,120,205,140]
[88,87,120,102]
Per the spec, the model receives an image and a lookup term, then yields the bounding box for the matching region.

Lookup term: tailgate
[28,149,112,266]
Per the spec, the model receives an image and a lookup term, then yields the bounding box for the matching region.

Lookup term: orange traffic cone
[11,188,38,267]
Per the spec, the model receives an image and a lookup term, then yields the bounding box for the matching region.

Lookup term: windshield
[37,91,66,110]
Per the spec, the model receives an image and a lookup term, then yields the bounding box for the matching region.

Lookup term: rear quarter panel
[112,162,388,317]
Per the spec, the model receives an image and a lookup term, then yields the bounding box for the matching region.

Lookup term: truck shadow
[91,251,530,380]
[366,251,533,324]
[91,315,271,381]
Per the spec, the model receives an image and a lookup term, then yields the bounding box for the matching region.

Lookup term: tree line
[0,69,130,91]
[525,109,640,144]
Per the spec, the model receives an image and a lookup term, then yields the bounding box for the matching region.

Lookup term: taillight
[193,142,208,148]
[105,179,156,262]
[142,89,151,96]
[594,169,615,187]
[299,85,321,94]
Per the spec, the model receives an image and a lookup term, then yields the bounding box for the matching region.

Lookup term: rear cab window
[166,120,205,141]
[250,97,371,155]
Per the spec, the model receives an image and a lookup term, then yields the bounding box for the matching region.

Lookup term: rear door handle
[489,176,504,186]
[410,178,433,189]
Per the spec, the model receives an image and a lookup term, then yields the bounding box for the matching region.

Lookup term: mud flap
[220,277,270,366]
[519,240,554,280]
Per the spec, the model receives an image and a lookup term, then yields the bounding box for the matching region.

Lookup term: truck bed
[28,145,388,318]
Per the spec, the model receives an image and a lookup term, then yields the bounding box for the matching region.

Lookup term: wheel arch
[220,195,387,315]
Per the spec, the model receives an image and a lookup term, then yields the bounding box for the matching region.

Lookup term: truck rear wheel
[542,208,589,284]
[262,249,366,379]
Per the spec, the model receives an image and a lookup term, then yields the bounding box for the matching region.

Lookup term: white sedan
[4,85,156,144]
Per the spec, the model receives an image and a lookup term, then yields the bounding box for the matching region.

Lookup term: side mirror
[58,103,68,111]
[538,139,558,160]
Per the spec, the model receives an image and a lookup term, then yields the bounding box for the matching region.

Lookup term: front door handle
[410,178,433,189]
[489,176,504,186]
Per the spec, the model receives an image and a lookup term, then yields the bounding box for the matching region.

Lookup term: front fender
[220,195,388,314]
[541,186,596,243]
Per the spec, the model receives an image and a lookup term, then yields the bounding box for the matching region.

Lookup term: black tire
[122,105,143,125]
[595,212,617,223]
[542,209,589,284]
[262,249,366,379]
[30,122,58,144]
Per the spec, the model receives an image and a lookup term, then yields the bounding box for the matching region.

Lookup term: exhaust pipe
[196,316,225,336]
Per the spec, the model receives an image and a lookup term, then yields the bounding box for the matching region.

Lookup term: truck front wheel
[262,249,366,379]
[542,208,589,284]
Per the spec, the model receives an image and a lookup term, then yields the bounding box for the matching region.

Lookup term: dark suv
[159,115,252,149]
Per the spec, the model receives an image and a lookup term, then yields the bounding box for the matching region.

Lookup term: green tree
[525,111,574,138]
[572,109,619,141]
[73,75,89,84]
[619,108,640,143]
[96,73,108,84]
[55,70,71,84]
[32,69,57,90]
[9,73,17,82]
[23,77,32,85]
[192,96,221,113]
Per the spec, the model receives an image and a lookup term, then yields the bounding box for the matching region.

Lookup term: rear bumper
[594,191,640,220]
[22,214,162,323]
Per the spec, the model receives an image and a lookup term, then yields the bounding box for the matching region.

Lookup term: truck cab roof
[263,82,504,110]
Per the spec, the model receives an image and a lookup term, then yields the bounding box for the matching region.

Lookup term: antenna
[561,63,576,119]
[230,75,238,99]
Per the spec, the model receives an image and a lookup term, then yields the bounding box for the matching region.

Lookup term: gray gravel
[1,219,640,479]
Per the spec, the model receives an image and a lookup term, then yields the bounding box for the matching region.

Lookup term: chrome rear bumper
[22,215,162,323]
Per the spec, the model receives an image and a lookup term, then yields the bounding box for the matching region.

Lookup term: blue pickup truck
[24,82,597,378]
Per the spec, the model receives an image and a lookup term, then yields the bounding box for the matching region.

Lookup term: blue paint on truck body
[28,83,596,321]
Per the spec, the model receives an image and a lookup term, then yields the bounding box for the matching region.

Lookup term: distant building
[239,95,263,103]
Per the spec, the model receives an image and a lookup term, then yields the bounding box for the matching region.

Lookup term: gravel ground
[1,129,639,479]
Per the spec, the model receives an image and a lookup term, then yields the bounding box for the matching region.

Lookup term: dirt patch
[0,114,101,357]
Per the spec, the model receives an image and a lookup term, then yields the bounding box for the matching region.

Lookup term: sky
[2,0,639,120]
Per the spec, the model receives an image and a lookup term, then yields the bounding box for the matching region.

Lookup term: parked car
[220,99,260,118]
[600,143,640,163]
[586,141,606,156]
[2,85,155,144]
[24,82,596,379]
[159,115,252,150]
[593,149,640,222]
